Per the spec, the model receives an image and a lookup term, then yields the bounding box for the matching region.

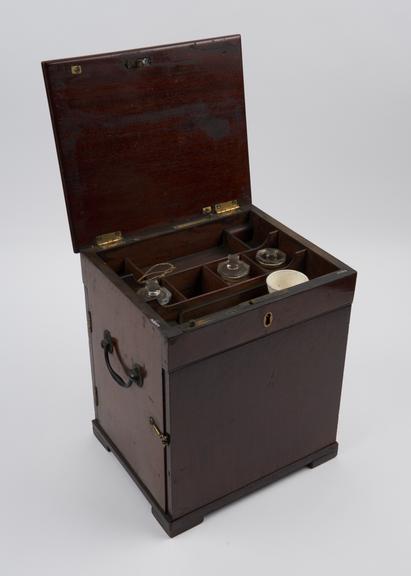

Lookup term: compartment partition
[166,266,226,299]
[100,210,343,324]
[178,284,268,324]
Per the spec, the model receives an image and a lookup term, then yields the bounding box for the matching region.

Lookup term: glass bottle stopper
[217,254,250,282]
[137,278,172,305]
[255,247,287,268]
[136,262,175,306]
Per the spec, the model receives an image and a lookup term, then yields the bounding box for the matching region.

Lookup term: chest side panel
[167,306,351,517]
[82,255,167,510]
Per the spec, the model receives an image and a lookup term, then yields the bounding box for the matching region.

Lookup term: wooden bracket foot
[307,442,338,468]
[92,420,339,537]
[92,420,111,452]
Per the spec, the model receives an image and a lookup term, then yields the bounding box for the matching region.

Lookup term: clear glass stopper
[256,247,287,268]
[217,254,250,282]
[137,278,172,305]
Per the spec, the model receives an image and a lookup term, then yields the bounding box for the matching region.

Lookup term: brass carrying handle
[101,330,144,388]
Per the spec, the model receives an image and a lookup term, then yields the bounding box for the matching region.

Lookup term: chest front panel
[167,306,351,517]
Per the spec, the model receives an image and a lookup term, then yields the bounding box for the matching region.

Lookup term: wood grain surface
[42,35,251,251]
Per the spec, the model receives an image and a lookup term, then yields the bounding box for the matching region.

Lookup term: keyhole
[264,312,273,328]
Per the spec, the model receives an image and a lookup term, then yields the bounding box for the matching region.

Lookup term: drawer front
[166,306,351,518]
[167,272,356,371]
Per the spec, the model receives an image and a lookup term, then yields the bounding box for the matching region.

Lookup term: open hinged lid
[43,35,251,252]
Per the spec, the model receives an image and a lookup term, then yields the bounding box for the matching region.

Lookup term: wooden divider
[102,210,339,324]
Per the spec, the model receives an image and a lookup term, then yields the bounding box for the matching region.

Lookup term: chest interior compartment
[100,208,341,325]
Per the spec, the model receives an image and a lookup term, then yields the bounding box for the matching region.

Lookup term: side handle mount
[101,329,144,388]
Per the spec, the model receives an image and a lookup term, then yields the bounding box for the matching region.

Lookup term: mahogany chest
[42,35,356,537]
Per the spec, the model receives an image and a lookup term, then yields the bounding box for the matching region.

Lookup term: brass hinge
[95,231,123,248]
[214,199,240,215]
[149,417,170,446]
[201,199,240,216]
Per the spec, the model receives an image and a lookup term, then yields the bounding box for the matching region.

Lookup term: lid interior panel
[43,35,251,251]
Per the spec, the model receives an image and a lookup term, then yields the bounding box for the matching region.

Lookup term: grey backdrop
[1,1,410,574]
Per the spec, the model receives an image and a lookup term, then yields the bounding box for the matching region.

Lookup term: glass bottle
[137,278,172,305]
[217,254,250,282]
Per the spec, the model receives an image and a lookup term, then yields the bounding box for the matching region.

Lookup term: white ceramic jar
[266,269,309,292]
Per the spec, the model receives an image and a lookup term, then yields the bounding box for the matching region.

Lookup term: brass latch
[149,417,170,446]
[95,231,123,248]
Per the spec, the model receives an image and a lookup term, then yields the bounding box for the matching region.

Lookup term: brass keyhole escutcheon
[264,312,273,328]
